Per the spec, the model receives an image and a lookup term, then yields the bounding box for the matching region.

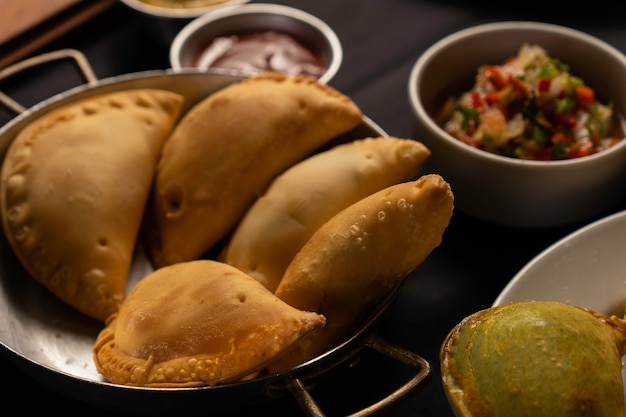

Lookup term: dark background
[1,1,625,416]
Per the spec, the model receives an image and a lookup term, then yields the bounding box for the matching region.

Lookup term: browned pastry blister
[145,72,363,268]
[0,89,184,321]
[220,136,431,292]
[266,174,454,373]
[93,260,326,387]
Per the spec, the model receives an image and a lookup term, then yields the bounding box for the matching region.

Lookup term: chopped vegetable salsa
[438,44,623,160]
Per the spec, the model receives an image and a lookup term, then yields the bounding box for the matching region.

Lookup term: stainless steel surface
[0,49,97,114]
[120,0,251,18]
[0,49,429,416]
[119,0,252,45]
[169,3,343,84]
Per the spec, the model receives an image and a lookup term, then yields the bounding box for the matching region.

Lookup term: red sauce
[194,31,326,78]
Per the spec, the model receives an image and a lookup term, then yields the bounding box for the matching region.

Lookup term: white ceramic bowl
[120,0,251,45]
[169,3,342,84]
[408,21,626,228]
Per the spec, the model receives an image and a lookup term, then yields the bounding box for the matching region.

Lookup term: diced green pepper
[460,107,480,130]
[532,125,548,144]
[552,141,567,159]
[557,98,575,113]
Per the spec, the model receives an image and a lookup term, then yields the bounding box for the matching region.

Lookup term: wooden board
[0,0,116,69]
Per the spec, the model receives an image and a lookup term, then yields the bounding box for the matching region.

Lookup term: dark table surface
[1,1,626,416]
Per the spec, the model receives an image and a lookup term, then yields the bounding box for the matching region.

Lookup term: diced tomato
[439,45,620,161]
[576,85,595,104]
[509,76,528,99]
[484,66,508,90]
[566,148,576,158]
[566,142,592,158]
[537,78,551,94]
[460,135,476,146]
[553,113,578,129]
[551,132,568,145]
[533,147,554,161]
[591,130,600,143]
[485,92,500,106]
[470,91,483,109]
[577,143,594,157]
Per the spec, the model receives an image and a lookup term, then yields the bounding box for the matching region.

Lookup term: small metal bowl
[119,0,251,45]
[169,3,343,84]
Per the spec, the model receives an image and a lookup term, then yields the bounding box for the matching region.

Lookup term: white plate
[493,209,626,413]
[494,210,626,313]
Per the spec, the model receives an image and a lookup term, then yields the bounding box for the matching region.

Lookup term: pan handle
[286,334,432,417]
[0,49,97,114]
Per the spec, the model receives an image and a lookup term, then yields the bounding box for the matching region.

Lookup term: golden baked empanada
[0,89,184,321]
[267,174,454,372]
[145,72,363,268]
[220,137,431,292]
[93,259,326,387]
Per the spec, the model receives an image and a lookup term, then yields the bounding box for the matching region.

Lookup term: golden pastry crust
[93,260,326,387]
[267,174,454,372]
[145,72,363,268]
[220,137,431,292]
[0,89,184,321]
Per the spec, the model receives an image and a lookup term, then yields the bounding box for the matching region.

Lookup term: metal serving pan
[0,49,431,417]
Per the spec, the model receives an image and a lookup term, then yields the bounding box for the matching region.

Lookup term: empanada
[220,137,431,292]
[93,259,326,387]
[0,89,184,321]
[145,72,363,268]
[267,174,454,372]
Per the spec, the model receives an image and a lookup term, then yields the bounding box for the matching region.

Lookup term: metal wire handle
[287,334,432,417]
[0,49,97,115]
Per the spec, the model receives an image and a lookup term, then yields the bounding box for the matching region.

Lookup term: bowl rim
[168,3,343,84]
[408,20,626,168]
[119,0,251,18]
